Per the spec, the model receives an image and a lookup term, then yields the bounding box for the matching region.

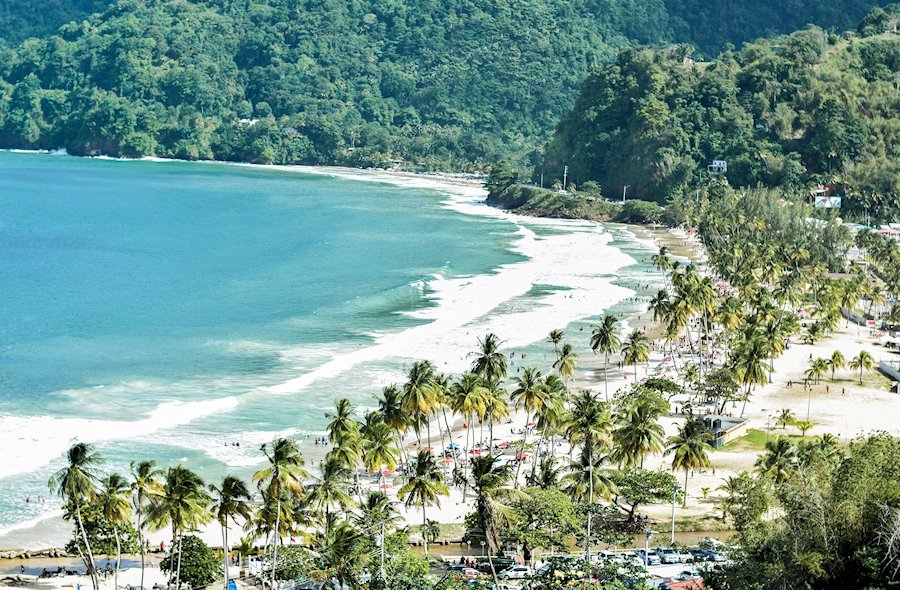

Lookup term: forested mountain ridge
[0,0,894,169]
[538,7,900,221]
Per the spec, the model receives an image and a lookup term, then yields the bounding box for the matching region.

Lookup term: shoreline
[0,152,661,552]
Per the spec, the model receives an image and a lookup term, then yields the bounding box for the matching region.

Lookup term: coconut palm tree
[561,451,617,503]
[622,329,650,381]
[775,408,796,429]
[730,334,771,416]
[147,466,212,590]
[794,420,815,437]
[755,437,799,484]
[98,473,132,590]
[395,450,449,554]
[353,490,402,533]
[665,417,713,506]
[376,385,409,462]
[48,443,103,590]
[465,454,517,556]
[849,350,876,384]
[652,246,672,275]
[450,372,489,485]
[828,350,846,381]
[548,329,565,359]
[209,475,252,590]
[131,460,163,590]
[526,458,562,490]
[401,360,439,443]
[326,398,361,447]
[611,400,665,468]
[253,438,309,588]
[553,342,578,387]
[361,415,400,475]
[804,357,829,385]
[714,296,744,332]
[308,456,355,537]
[471,333,508,443]
[590,315,622,401]
[510,367,547,488]
[531,377,567,481]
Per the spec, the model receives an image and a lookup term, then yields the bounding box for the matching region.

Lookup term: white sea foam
[0,397,239,480]
[265,174,637,395]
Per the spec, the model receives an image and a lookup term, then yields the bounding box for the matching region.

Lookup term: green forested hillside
[0,0,660,168]
[0,0,893,169]
[539,9,900,221]
[0,0,109,46]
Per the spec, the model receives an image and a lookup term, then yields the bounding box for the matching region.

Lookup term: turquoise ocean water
[0,151,662,544]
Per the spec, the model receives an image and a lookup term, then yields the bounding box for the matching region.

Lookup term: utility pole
[622,185,629,203]
[644,529,653,567]
[562,165,568,189]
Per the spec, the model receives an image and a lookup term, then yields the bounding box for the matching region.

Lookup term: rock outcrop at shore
[0,549,69,559]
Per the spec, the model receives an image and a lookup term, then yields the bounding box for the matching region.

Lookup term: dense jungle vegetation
[0,0,894,174]
[538,7,900,221]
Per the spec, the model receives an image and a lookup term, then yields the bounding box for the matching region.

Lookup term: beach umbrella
[497,442,509,449]
[448,443,459,449]
[526,422,535,427]
[422,446,433,451]
[443,456,454,463]
[380,483,392,489]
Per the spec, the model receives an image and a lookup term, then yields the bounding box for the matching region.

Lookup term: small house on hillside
[708,160,727,174]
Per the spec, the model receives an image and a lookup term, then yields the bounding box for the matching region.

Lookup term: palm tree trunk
[586,447,593,561]
[138,507,146,590]
[529,430,544,484]
[422,506,429,554]
[270,495,281,590]
[514,412,529,489]
[222,524,229,590]
[176,534,184,590]
[114,525,121,590]
[683,469,689,508]
[75,505,100,590]
[603,352,609,402]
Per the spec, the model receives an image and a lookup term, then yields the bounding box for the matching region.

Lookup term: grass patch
[722,428,815,452]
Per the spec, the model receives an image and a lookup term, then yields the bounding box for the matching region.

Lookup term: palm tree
[130,460,162,590]
[849,350,876,384]
[253,438,309,588]
[828,350,846,381]
[622,329,650,381]
[48,443,103,590]
[147,466,212,590]
[465,454,517,556]
[376,385,408,462]
[422,519,441,545]
[795,420,815,437]
[548,329,565,359]
[98,473,132,590]
[401,360,439,443]
[471,333,508,443]
[526,458,562,490]
[395,450,449,554]
[553,342,578,386]
[353,491,402,533]
[755,437,798,484]
[510,367,547,488]
[611,400,665,468]
[591,315,622,401]
[652,246,673,276]
[804,357,829,385]
[450,372,488,482]
[321,523,369,588]
[361,415,400,475]
[731,334,771,416]
[308,456,355,537]
[666,417,713,506]
[775,408,796,429]
[326,398,361,447]
[209,475,252,590]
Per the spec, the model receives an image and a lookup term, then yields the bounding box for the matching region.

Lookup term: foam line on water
[0,397,239,480]
[266,172,637,395]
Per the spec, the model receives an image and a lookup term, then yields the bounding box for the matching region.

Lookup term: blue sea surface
[0,152,658,541]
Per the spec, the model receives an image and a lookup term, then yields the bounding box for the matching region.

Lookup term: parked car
[655,547,684,564]
[690,548,726,562]
[498,565,533,580]
[446,561,469,571]
[634,549,661,566]
[461,568,482,580]
[492,585,516,590]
